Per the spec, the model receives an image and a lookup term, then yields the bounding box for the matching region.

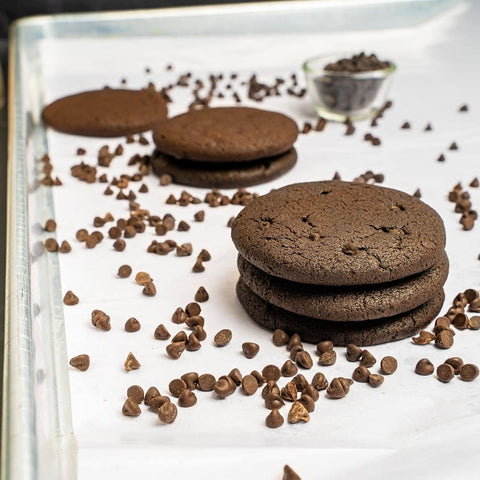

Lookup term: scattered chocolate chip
[295,350,313,369]
[283,465,301,480]
[412,330,435,345]
[228,368,243,386]
[125,317,141,332]
[437,153,445,162]
[144,386,161,405]
[214,376,236,398]
[470,178,479,188]
[415,358,434,375]
[437,363,455,383]
[178,389,197,407]
[198,249,211,261]
[449,141,458,151]
[172,331,187,343]
[148,395,170,409]
[289,345,304,361]
[122,397,141,417]
[316,340,333,354]
[469,316,480,330]
[287,401,310,424]
[266,409,284,429]
[197,373,216,391]
[360,350,376,367]
[186,333,201,351]
[311,372,328,391]
[435,329,454,349]
[194,286,209,302]
[251,370,266,386]
[166,342,186,359]
[272,329,290,346]
[185,302,201,317]
[185,315,204,328]
[281,360,298,377]
[176,243,193,256]
[459,104,468,112]
[380,356,397,375]
[241,374,258,396]
[346,344,363,362]
[127,385,144,403]
[192,258,205,273]
[76,147,86,156]
[453,312,469,330]
[44,238,58,252]
[113,239,126,251]
[434,317,451,333]
[117,265,132,278]
[352,366,370,382]
[63,290,79,306]
[368,373,384,387]
[424,123,433,131]
[91,309,111,331]
[287,333,302,351]
[280,381,298,402]
[192,324,207,341]
[444,357,463,374]
[318,350,336,366]
[69,354,90,371]
[194,210,205,222]
[401,121,411,129]
[214,329,232,347]
[227,217,235,228]
[292,374,309,392]
[44,219,57,232]
[242,342,260,358]
[262,365,281,382]
[459,363,479,381]
[135,271,151,285]
[326,377,352,399]
[124,352,141,371]
[158,402,177,423]
[413,188,422,198]
[142,281,157,297]
[177,220,190,231]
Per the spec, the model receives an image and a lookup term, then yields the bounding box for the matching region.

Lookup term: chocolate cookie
[231,181,446,286]
[42,88,168,137]
[236,278,445,346]
[150,148,297,188]
[237,251,448,321]
[152,107,298,162]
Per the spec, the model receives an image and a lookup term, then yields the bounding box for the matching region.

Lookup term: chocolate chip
[469,316,480,330]
[469,298,480,312]
[144,386,161,405]
[178,389,197,407]
[185,302,201,317]
[251,370,266,386]
[194,286,209,303]
[437,153,445,162]
[435,329,454,349]
[445,357,464,374]
[295,350,313,369]
[412,330,436,344]
[459,104,468,112]
[287,333,302,351]
[198,249,211,261]
[470,178,479,188]
[154,324,170,340]
[124,352,141,371]
[262,365,281,382]
[288,401,310,424]
[197,373,216,391]
[413,188,422,198]
[172,331,187,343]
[280,381,298,402]
[436,363,455,383]
[44,238,58,252]
[415,358,434,375]
[185,315,204,328]
[122,397,141,417]
[178,220,190,232]
[434,317,451,333]
[142,281,157,297]
[242,342,260,358]
[91,309,111,331]
[265,409,284,429]
[262,380,280,399]
[301,384,319,402]
[346,344,363,362]
[449,141,458,151]
[326,377,352,399]
[289,345,304,361]
[171,307,187,324]
[113,239,126,251]
[464,288,479,303]
[401,121,411,129]
[125,317,141,332]
[127,385,144,403]
[214,376,236,398]
[63,290,79,306]
[194,210,205,222]
[192,324,207,341]
[135,271,151,285]
[283,465,301,480]
[311,372,328,390]
[158,402,177,423]
[69,354,90,371]
[76,147,86,156]
[281,360,298,377]
[214,329,232,347]
[293,374,309,392]
[316,340,333,354]
[318,350,336,366]
[298,394,315,413]
[368,373,384,387]
[44,219,57,232]
[352,366,370,382]
[192,258,205,273]
[166,342,186,359]
[242,374,258,396]
[149,395,171,409]
[424,123,433,131]
[452,313,469,330]
[228,368,243,386]
[459,363,479,381]
[380,356,397,375]
[272,329,290,346]
[360,350,376,367]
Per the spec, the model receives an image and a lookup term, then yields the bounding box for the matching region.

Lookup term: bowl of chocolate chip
[303,52,396,122]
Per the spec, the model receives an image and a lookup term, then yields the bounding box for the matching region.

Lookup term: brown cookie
[150,148,297,188]
[231,181,446,286]
[237,251,448,321]
[152,106,298,162]
[236,278,445,346]
[42,88,168,137]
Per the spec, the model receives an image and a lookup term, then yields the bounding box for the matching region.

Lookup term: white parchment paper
[37,3,480,478]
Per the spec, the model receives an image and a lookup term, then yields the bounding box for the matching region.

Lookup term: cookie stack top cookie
[232,181,446,286]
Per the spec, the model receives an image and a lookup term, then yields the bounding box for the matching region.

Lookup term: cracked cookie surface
[231,181,446,286]
[237,251,448,321]
[236,278,445,346]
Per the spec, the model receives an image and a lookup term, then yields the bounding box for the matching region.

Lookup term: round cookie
[237,251,449,321]
[152,107,298,162]
[236,278,445,346]
[42,88,168,137]
[231,181,446,286]
[150,149,297,188]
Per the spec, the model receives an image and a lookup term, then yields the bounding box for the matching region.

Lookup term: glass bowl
[302,54,396,122]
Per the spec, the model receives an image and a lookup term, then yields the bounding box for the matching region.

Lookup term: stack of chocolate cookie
[231,181,448,346]
[151,106,298,188]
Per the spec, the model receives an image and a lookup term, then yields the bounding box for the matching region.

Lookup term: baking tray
[3,1,475,479]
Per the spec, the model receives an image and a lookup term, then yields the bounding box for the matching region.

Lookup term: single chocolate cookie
[42,88,168,137]
[231,181,446,286]
[150,148,297,188]
[152,107,298,162]
[236,278,445,346]
[237,251,448,321]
